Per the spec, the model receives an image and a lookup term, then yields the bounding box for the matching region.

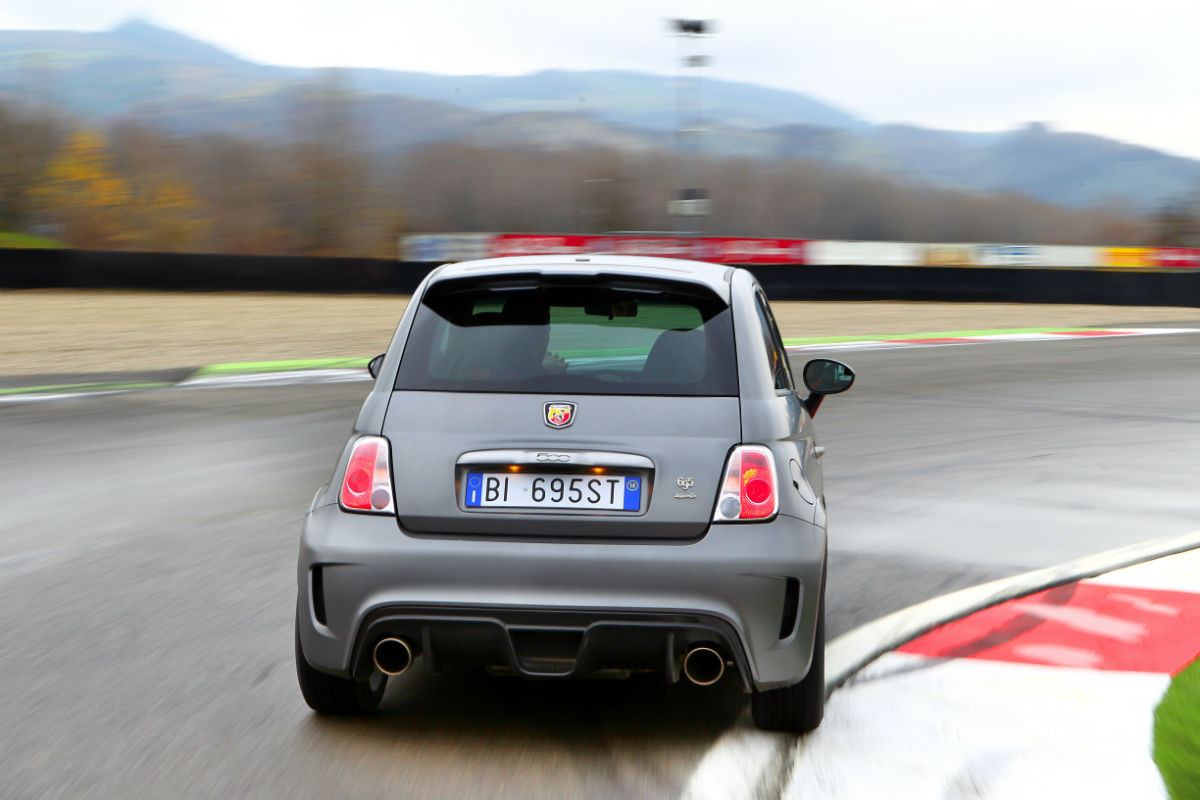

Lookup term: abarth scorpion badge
[544,402,576,429]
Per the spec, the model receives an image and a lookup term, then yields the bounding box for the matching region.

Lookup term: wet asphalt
[1,333,1198,798]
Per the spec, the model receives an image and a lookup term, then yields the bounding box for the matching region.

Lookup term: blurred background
[0,4,1198,258]
[4,7,1200,798]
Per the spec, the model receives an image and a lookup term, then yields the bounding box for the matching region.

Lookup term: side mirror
[802,358,854,416]
[367,353,385,379]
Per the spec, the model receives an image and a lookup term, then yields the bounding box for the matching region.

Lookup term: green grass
[0,232,67,249]
[190,357,371,376]
[1155,655,1200,798]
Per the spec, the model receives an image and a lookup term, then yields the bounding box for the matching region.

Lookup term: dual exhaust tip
[682,645,726,686]
[373,636,726,685]
[372,636,415,676]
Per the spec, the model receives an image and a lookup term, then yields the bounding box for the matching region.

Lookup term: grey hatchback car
[295,255,853,733]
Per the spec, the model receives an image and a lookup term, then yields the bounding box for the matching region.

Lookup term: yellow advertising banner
[1101,247,1155,269]
[922,246,976,267]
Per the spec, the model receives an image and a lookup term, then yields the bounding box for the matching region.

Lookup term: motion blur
[1,19,1198,257]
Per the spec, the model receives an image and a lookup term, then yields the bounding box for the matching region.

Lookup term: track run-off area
[1,318,1199,797]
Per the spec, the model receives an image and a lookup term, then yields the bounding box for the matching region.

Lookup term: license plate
[464,472,642,511]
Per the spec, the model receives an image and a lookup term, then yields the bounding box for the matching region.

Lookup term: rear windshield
[394,275,738,396]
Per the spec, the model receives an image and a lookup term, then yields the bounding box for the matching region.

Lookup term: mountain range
[1,18,1196,210]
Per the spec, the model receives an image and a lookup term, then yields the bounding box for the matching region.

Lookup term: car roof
[430,254,736,299]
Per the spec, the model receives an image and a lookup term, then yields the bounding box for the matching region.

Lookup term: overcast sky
[3,0,1199,159]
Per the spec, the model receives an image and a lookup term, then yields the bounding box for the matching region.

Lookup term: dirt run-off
[4,289,1200,376]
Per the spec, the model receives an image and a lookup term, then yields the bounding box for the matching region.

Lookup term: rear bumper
[297,505,825,691]
[348,605,754,688]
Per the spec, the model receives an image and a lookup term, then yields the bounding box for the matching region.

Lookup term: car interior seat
[643,327,706,383]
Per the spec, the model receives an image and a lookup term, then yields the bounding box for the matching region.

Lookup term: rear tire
[295,615,386,715]
[751,575,825,733]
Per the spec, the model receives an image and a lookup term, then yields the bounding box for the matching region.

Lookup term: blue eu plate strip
[623,477,641,511]
[465,472,482,507]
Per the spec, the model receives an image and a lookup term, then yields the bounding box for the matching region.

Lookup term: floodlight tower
[668,18,714,236]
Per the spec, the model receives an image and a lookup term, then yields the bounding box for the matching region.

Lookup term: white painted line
[973,332,1071,341]
[787,327,1200,353]
[0,389,137,405]
[0,368,372,403]
[788,340,925,353]
[177,368,372,388]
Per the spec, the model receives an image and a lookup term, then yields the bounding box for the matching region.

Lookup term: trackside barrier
[401,234,1200,272]
[4,245,1200,305]
[0,248,438,293]
[739,264,1200,306]
[1157,248,1200,268]
[401,233,493,262]
[806,240,919,267]
[483,234,809,264]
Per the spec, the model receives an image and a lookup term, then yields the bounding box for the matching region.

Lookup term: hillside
[1,19,1197,209]
[0,19,859,131]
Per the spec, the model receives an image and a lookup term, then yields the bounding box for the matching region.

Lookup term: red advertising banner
[700,237,809,265]
[488,234,808,264]
[1154,248,1200,269]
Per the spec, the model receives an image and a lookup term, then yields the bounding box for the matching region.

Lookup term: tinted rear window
[395,275,738,396]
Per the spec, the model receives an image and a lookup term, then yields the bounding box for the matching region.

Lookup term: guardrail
[3,246,1200,306]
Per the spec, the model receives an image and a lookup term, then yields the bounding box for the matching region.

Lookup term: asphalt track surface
[2,333,1198,798]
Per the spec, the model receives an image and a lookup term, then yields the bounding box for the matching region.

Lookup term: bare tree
[286,70,368,255]
[0,100,68,233]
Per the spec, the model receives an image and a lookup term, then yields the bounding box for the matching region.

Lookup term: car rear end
[297,258,825,700]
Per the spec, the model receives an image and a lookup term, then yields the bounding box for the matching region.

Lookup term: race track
[2,332,1198,798]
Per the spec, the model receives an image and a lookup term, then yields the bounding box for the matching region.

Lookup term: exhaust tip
[372,637,414,676]
[682,645,725,686]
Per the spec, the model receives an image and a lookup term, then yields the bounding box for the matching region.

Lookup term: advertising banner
[399,234,1196,273]
[400,233,493,262]
[922,245,977,267]
[974,244,1043,267]
[487,234,808,264]
[1101,247,1156,269]
[806,240,920,267]
[488,235,595,257]
[1037,246,1101,269]
[696,237,808,264]
[1154,248,1200,269]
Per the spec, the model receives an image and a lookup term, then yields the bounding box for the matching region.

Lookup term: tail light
[713,445,778,522]
[339,436,395,514]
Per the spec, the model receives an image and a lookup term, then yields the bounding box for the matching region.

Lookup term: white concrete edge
[681,532,1195,800]
[177,368,371,388]
[776,536,1200,800]
[678,528,1200,800]
[786,327,1200,354]
[0,388,138,405]
[0,369,373,404]
[825,526,1200,692]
